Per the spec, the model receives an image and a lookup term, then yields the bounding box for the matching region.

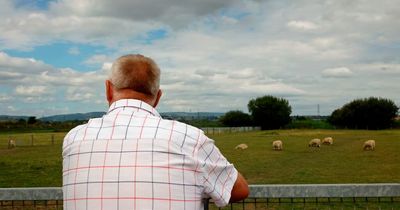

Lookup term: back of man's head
[110,54,160,97]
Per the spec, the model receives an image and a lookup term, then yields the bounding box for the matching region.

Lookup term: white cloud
[1,0,400,116]
[85,54,110,66]
[49,0,239,27]
[66,87,98,101]
[7,105,16,112]
[287,20,318,31]
[0,52,51,73]
[15,85,49,96]
[322,67,354,78]
[0,94,11,102]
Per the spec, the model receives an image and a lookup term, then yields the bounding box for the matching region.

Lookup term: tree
[219,110,252,127]
[27,116,37,124]
[248,95,292,130]
[328,97,399,129]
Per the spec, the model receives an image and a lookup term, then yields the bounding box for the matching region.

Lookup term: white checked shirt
[62,99,238,210]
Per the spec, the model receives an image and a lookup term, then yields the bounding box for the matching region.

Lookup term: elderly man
[62,54,249,210]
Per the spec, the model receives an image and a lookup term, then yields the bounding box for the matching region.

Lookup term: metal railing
[0,187,62,209]
[1,184,400,210]
[201,127,261,135]
[208,183,400,210]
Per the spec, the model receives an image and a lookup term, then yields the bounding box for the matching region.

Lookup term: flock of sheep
[7,137,376,151]
[235,137,376,151]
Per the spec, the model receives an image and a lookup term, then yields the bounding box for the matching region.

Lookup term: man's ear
[153,89,162,108]
[105,80,113,105]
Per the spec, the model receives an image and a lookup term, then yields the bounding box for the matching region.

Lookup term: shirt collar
[107,99,161,117]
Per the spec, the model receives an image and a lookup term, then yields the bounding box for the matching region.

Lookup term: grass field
[0,129,399,187]
[211,129,400,184]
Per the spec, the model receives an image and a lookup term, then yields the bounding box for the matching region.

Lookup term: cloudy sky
[1,0,399,117]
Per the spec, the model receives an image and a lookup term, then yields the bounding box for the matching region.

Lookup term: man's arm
[229,172,249,203]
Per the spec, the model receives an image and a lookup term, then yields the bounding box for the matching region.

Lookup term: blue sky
[1,0,400,117]
[5,42,110,71]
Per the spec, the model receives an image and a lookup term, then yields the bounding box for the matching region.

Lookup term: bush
[248,95,292,130]
[219,110,252,127]
[328,97,398,129]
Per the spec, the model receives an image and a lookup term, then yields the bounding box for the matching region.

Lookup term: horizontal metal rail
[1,184,400,209]
[249,183,400,198]
[0,187,62,201]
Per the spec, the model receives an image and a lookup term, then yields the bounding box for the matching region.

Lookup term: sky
[0,0,400,117]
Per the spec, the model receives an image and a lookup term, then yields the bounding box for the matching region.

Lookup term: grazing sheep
[8,139,16,149]
[363,140,376,151]
[322,137,334,145]
[272,140,283,150]
[235,143,248,150]
[309,138,321,147]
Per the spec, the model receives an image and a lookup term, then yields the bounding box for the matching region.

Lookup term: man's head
[106,54,162,107]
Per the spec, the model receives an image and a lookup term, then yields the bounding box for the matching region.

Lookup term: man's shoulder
[65,122,88,136]
[160,118,206,136]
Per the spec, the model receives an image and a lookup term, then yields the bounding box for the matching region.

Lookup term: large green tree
[328,97,398,129]
[219,110,252,127]
[248,95,292,130]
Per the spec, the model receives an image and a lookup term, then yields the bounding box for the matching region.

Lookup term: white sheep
[309,138,321,147]
[272,140,283,150]
[8,139,16,149]
[363,140,375,151]
[235,143,248,150]
[322,137,334,145]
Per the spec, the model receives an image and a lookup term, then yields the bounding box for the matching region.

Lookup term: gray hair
[109,54,160,96]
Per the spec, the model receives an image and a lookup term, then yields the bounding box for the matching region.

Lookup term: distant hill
[1,111,225,122]
[39,112,106,122]
[0,115,32,121]
[161,112,224,120]
[40,111,224,122]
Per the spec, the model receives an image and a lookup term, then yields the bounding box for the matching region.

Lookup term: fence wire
[208,197,400,210]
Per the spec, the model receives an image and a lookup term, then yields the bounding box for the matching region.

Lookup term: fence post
[30,134,34,146]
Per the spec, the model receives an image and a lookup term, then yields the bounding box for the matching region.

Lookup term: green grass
[210,129,400,184]
[0,132,64,187]
[0,130,399,187]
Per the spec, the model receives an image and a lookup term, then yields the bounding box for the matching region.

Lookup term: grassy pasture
[210,129,400,184]
[0,129,399,187]
[0,132,64,187]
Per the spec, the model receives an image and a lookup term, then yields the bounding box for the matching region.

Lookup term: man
[62,54,249,210]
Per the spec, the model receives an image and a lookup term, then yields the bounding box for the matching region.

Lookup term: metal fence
[0,133,64,149]
[208,184,400,210]
[1,184,400,210]
[201,127,261,135]
[0,187,62,209]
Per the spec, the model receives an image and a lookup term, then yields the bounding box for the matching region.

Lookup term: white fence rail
[1,184,400,209]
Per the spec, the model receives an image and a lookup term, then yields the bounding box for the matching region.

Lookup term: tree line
[1,96,399,132]
[220,95,399,130]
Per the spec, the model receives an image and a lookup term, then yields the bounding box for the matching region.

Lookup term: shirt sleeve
[197,137,238,207]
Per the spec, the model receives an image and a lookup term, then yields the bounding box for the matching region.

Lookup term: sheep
[363,140,376,151]
[8,139,16,149]
[272,140,283,150]
[235,143,248,150]
[322,137,334,145]
[309,138,321,147]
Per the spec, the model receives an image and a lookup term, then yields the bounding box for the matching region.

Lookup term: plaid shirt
[62,99,238,210]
